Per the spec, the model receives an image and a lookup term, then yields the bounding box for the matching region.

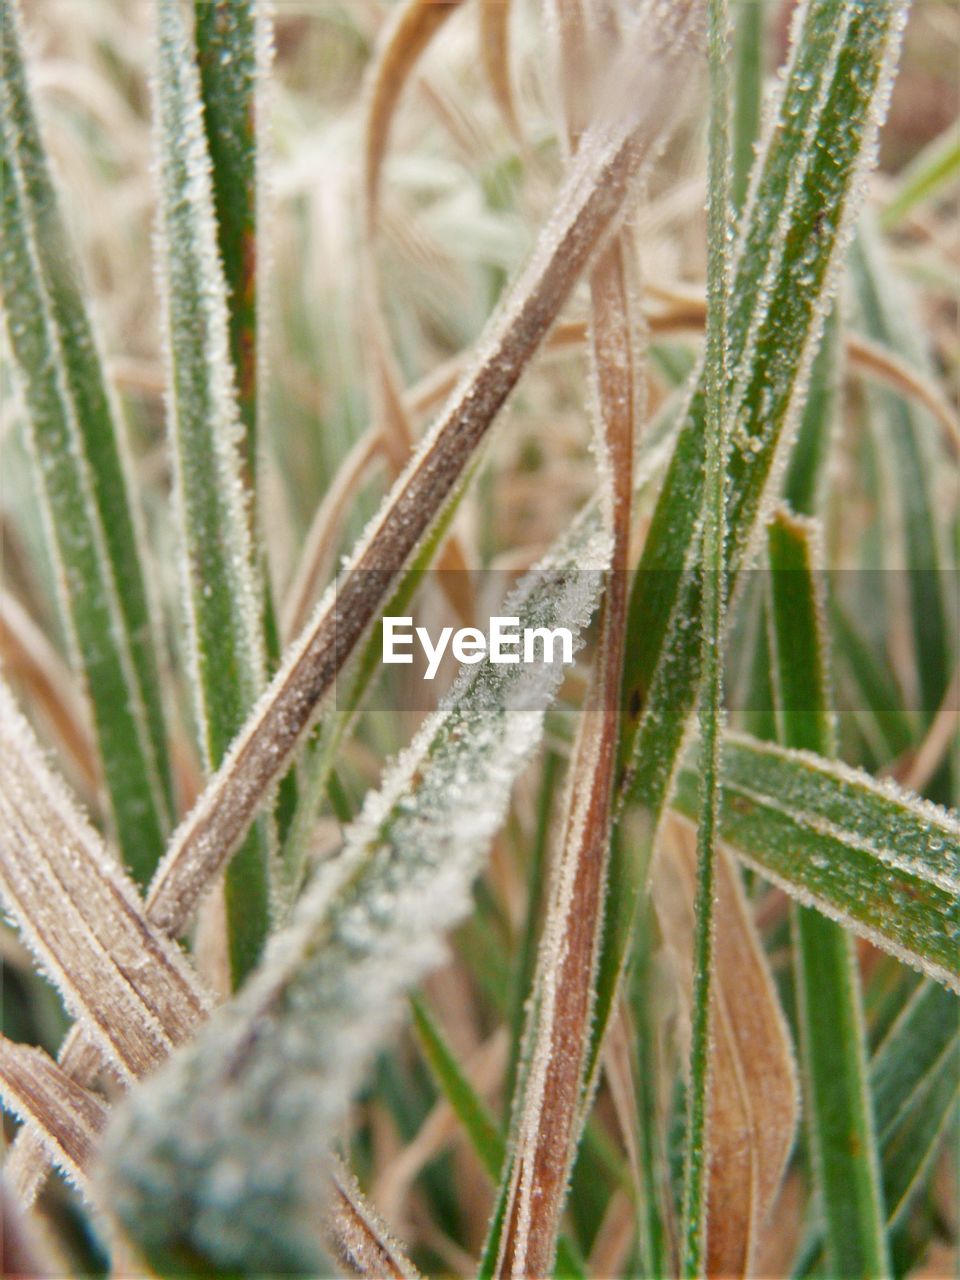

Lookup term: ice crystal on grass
[99,518,610,1275]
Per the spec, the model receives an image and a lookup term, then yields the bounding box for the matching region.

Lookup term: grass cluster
[0,0,957,1277]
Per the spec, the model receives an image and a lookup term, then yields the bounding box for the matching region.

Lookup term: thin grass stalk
[680,0,732,1271]
[766,510,890,1278]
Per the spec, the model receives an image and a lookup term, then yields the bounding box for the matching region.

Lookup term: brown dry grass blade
[363,0,464,233]
[495,2,645,1272]
[654,816,799,1277]
[0,1037,107,1199]
[142,0,702,952]
[361,0,473,618]
[326,1158,422,1280]
[479,0,519,136]
[0,683,210,1084]
[0,592,98,798]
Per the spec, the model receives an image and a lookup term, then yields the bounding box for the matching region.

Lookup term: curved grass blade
[765,509,889,1279]
[596,0,912,1080]
[0,0,172,882]
[98,518,610,1277]
[480,0,519,137]
[672,737,960,992]
[154,0,272,983]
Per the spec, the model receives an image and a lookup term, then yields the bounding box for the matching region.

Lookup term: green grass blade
[154,0,272,982]
[783,308,840,517]
[793,981,958,1271]
[731,0,764,212]
[766,509,889,1279]
[681,0,732,1270]
[830,599,917,765]
[0,0,172,882]
[597,0,911,1080]
[194,0,262,472]
[880,122,960,230]
[673,736,960,992]
[849,222,954,801]
[872,980,959,1141]
[100,516,609,1276]
[409,994,504,1181]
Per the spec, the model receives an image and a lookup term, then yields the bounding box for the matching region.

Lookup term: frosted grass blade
[731,0,764,212]
[595,0,911,1074]
[194,0,263,473]
[0,1036,108,1201]
[99,518,610,1276]
[765,509,889,1279]
[154,0,272,983]
[681,1,732,1270]
[496,5,646,1269]
[326,1158,421,1280]
[0,682,210,1085]
[0,0,172,882]
[141,1,701,952]
[672,737,959,991]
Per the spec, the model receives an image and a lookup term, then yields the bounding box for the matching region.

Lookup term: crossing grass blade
[154,0,272,983]
[765,509,890,1279]
[0,0,173,883]
[672,736,960,993]
[593,0,913,1081]
[98,517,609,1277]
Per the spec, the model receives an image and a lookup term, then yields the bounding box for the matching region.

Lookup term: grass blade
[0,681,209,1085]
[154,0,272,983]
[194,0,264,475]
[680,1,732,1270]
[141,1,701,953]
[410,994,505,1181]
[495,3,648,1269]
[654,818,798,1277]
[765,508,889,1278]
[0,0,172,882]
[594,0,911,1077]
[0,1036,107,1200]
[327,1158,421,1280]
[673,734,960,992]
[99,518,609,1276]
[731,0,764,212]
[880,121,960,230]
[849,221,955,802]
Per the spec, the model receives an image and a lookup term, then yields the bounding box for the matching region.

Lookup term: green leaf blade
[154,0,272,981]
[0,0,172,882]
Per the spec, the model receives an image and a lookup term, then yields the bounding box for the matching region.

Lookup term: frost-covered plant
[0,0,957,1277]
